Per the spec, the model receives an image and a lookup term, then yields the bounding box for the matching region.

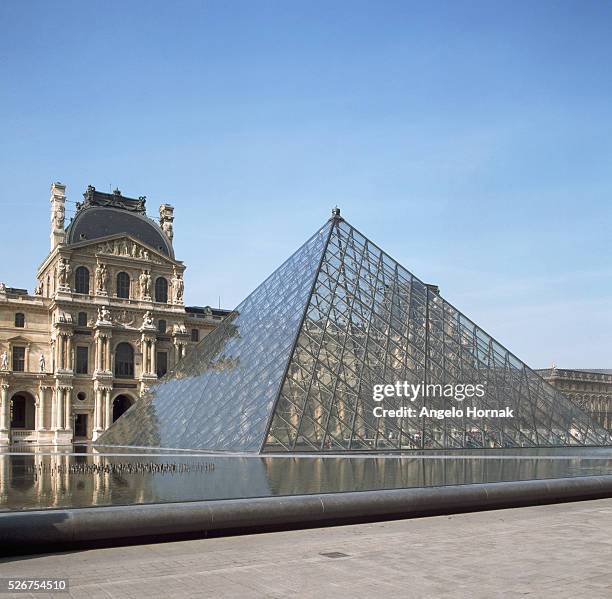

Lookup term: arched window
[158,319,166,334]
[75,266,90,294]
[77,311,88,327]
[116,272,130,299]
[114,342,134,378]
[155,277,168,303]
[14,313,25,328]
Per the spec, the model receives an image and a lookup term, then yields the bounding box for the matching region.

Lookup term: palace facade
[0,183,229,445]
[537,367,612,431]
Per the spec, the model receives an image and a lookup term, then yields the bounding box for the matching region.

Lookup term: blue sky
[1,0,611,368]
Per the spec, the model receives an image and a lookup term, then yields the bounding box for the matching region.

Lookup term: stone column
[96,335,103,371]
[104,389,112,430]
[66,336,73,371]
[51,388,56,432]
[55,387,64,430]
[141,340,147,375]
[104,338,111,371]
[145,340,150,375]
[64,387,72,432]
[96,333,105,372]
[38,387,47,430]
[94,387,103,435]
[56,336,63,370]
[0,383,9,431]
[60,335,67,370]
[101,336,106,371]
[150,340,157,375]
[93,388,99,431]
[24,345,30,373]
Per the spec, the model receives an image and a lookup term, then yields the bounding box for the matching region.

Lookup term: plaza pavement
[1,497,611,598]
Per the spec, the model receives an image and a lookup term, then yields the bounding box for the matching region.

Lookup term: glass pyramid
[98,211,611,452]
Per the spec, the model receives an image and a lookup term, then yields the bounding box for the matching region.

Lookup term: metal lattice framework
[98,213,611,452]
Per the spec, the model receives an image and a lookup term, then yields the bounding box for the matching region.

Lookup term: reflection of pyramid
[98,211,611,452]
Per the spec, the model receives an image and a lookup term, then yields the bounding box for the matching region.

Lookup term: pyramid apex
[331,206,342,220]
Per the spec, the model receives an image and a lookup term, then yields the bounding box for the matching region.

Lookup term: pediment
[65,234,182,268]
[6,335,32,344]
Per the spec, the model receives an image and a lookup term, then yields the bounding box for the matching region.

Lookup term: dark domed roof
[65,186,173,258]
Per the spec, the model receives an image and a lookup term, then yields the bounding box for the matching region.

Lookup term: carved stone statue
[172,270,184,304]
[57,258,71,290]
[0,351,8,370]
[176,275,184,303]
[34,281,43,295]
[95,262,109,294]
[97,305,111,323]
[159,204,174,243]
[39,353,45,372]
[139,270,151,299]
[53,202,65,229]
[142,311,154,328]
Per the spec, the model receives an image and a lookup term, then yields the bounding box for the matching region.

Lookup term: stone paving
[1,498,611,598]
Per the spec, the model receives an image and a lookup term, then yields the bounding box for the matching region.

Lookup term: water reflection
[2,446,612,512]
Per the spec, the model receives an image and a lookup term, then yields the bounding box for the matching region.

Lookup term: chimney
[159,204,174,246]
[50,182,66,251]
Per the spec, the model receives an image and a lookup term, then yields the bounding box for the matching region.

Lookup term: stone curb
[1,475,611,553]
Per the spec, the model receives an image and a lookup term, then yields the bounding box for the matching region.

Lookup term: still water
[2,445,612,512]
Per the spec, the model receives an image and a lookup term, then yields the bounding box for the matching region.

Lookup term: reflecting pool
[2,445,612,512]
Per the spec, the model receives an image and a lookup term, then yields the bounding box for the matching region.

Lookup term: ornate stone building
[0,183,229,445]
[537,367,612,431]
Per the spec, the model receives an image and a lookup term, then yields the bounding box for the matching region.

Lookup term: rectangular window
[191,328,199,342]
[12,347,25,372]
[156,351,168,378]
[76,346,89,374]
